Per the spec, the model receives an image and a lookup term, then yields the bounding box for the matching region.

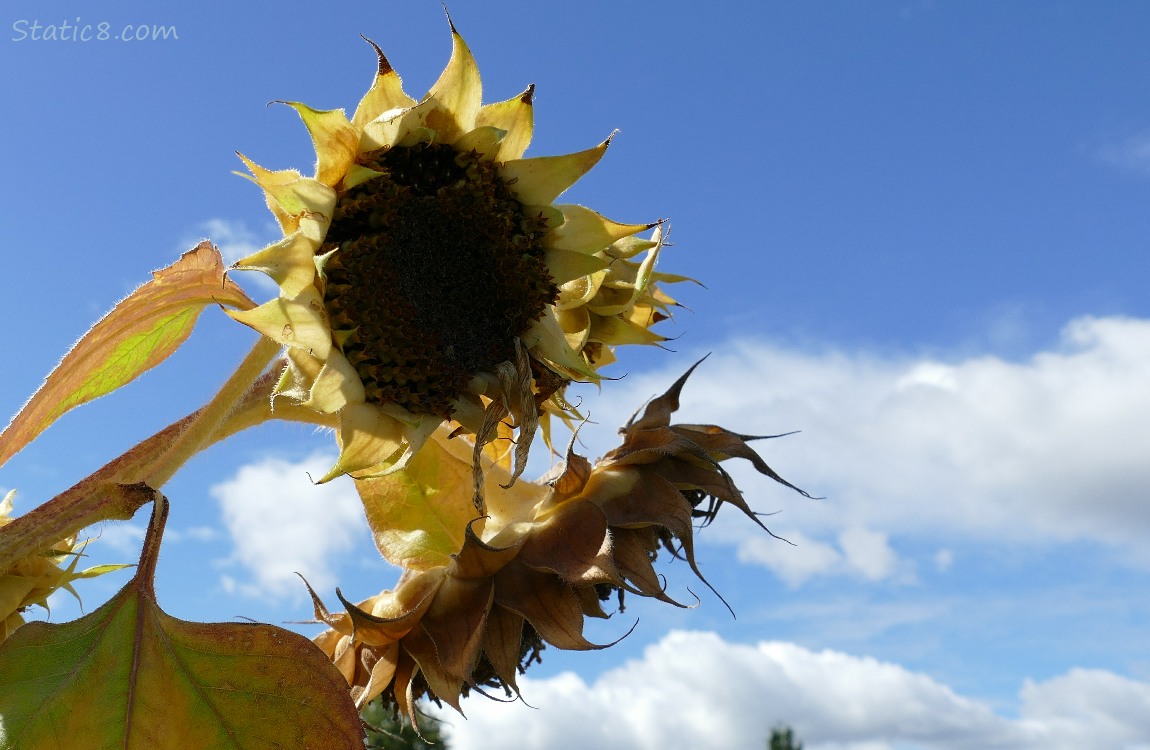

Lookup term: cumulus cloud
[732,526,909,586]
[1019,669,1150,748]
[209,452,368,599]
[566,315,1150,581]
[195,315,1150,593]
[433,630,1150,750]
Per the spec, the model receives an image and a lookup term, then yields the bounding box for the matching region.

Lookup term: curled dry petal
[312,361,813,722]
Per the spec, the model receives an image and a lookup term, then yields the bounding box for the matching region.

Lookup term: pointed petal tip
[234,150,257,172]
[442,3,458,33]
[360,34,394,76]
[521,83,536,105]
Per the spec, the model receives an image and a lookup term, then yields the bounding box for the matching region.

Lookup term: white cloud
[87,521,221,556]
[209,452,368,599]
[188,218,267,265]
[733,526,908,586]
[433,630,1150,750]
[181,218,277,292]
[91,521,146,554]
[168,525,220,543]
[838,527,902,582]
[736,529,842,586]
[1020,669,1150,748]
[1099,129,1150,177]
[567,315,1150,581]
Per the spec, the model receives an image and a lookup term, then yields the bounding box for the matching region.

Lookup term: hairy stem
[0,336,284,570]
[143,335,281,487]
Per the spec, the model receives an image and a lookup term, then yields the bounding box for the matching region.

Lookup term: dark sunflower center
[320,142,557,418]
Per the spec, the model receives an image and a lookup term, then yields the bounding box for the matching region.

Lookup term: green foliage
[361,699,448,750]
[0,498,364,750]
[769,724,804,750]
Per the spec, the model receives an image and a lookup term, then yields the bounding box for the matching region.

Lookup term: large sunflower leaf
[0,242,255,470]
[0,496,364,750]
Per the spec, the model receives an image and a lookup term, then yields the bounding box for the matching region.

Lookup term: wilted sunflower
[308,363,812,721]
[229,24,685,490]
[0,491,128,640]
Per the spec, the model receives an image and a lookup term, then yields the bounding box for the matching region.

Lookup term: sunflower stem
[0,336,282,571]
[143,335,282,487]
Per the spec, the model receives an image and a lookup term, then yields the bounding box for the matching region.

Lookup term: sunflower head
[228,26,688,488]
[308,362,812,722]
[0,491,129,640]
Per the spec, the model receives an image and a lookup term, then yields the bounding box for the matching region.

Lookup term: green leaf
[0,495,364,750]
[0,242,255,470]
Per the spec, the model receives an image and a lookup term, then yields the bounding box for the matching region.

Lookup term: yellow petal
[607,233,660,260]
[320,402,407,482]
[555,306,591,352]
[226,288,332,359]
[358,644,401,707]
[303,350,366,413]
[453,125,506,161]
[587,285,637,316]
[351,37,417,130]
[274,348,321,402]
[281,102,359,186]
[554,271,607,311]
[548,205,657,255]
[234,153,300,232]
[236,153,336,242]
[589,314,667,346]
[500,135,612,205]
[476,84,535,161]
[591,242,665,316]
[360,99,436,152]
[543,248,611,287]
[624,301,666,330]
[521,311,597,380]
[422,24,482,143]
[343,164,384,191]
[231,231,318,298]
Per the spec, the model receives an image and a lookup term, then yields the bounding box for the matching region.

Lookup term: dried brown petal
[494,562,607,651]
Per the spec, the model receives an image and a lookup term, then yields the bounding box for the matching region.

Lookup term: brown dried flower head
[309,362,811,722]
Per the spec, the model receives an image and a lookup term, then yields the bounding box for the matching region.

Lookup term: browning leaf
[0,243,255,469]
[0,494,363,750]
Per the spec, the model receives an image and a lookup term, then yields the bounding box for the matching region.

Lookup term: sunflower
[228,24,684,492]
[0,491,128,640]
[308,363,812,720]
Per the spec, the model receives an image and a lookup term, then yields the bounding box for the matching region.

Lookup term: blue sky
[3,2,1150,748]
